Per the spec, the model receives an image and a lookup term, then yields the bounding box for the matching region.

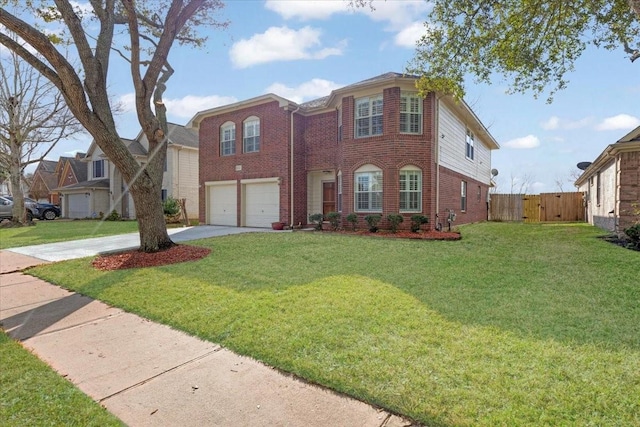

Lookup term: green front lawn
[0,220,139,249]
[28,223,640,426]
[0,331,124,426]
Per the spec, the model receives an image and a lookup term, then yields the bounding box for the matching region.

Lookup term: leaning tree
[0,0,227,250]
[0,46,81,224]
[407,1,640,101]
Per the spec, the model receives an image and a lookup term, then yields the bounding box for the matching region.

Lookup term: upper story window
[354,164,382,212]
[399,166,422,212]
[400,92,422,134]
[337,106,343,142]
[466,129,475,160]
[220,122,236,156]
[93,159,105,179]
[355,95,383,138]
[243,117,260,153]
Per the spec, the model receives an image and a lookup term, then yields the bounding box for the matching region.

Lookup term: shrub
[346,213,358,231]
[309,213,324,231]
[410,214,429,233]
[364,214,381,232]
[105,210,120,221]
[326,211,340,230]
[624,224,640,249]
[163,197,181,217]
[387,213,403,233]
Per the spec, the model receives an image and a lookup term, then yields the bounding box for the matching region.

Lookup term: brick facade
[195,74,497,230]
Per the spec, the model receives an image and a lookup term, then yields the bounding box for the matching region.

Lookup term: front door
[322,181,336,215]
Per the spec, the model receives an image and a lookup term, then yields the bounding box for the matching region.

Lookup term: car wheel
[26,211,33,221]
[43,209,57,220]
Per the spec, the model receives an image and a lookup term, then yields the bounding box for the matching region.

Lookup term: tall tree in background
[0,0,227,251]
[0,47,80,224]
[409,1,640,101]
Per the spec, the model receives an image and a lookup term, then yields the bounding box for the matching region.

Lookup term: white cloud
[503,135,540,149]
[394,21,426,48]
[264,0,347,20]
[117,93,238,118]
[265,79,343,103]
[540,115,591,130]
[265,0,431,48]
[229,26,345,69]
[595,114,640,131]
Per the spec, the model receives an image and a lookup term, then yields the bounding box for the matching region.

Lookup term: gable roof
[574,125,640,186]
[187,94,296,129]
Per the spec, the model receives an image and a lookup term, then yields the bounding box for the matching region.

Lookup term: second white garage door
[209,183,237,226]
[244,181,279,227]
[67,193,89,218]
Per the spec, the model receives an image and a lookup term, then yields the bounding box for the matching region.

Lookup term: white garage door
[209,184,237,226]
[67,194,88,219]
[244,182,279,227]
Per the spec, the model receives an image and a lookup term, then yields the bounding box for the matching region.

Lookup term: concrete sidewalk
[0,241,412,426]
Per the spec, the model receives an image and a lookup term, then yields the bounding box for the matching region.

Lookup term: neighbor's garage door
[209,183,237,226]
[244,181,279,227]
[67,194,88,218]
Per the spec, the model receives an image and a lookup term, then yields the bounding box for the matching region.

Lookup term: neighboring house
[188,72,500,230]
[575,125,640,233]
[30,160,60,203]
[58,123,199,219]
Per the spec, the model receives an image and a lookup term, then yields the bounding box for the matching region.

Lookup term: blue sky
[26,0,640,193]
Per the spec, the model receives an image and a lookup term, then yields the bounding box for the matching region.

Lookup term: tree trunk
[126,163,173,252]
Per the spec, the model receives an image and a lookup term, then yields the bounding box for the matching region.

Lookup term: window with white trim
[220,122,236,156]
[93,159,105,179]
[338,106,343,142]
[243,117,260,153]
[354,165,382,212]
[355,95,383,138]
[461,181,467,211]
[161,189,168,201]
[596,171,601,205]
[465,130,475,160]
[400,92,422,134]
[399,166,422,212]
[337,171,343,212]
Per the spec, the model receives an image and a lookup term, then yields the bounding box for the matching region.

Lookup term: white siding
[581,159,617,231]
[438,100,492,184]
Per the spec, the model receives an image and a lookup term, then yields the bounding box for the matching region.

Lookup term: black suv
[5,196,61,220]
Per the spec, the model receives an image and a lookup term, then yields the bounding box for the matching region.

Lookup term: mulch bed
[92,245,211,271]
[315,228,461,240]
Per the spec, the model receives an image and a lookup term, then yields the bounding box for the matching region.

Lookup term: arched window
[354,164,382,212]
[220,122,235,156]
[399,165,422,212]
[243,117,260,153]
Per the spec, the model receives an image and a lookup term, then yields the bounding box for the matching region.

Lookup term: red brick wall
[198,100,293,223]
[304,88,438,231]
[618,151,640,230]
[438,166,489,229]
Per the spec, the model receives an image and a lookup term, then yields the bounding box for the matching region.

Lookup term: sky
[12,0,640,194]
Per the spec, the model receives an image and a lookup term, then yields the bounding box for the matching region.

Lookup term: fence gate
[523,195,540,223]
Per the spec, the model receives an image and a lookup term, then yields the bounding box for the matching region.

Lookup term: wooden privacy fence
[489,192,585,223]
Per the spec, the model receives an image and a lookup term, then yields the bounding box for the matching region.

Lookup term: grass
[27,222,640,426]
[0,220,139,249]
[0,331,124,426]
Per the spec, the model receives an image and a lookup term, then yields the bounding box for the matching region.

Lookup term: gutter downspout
[434,95,441,230]
[290,105,300,228]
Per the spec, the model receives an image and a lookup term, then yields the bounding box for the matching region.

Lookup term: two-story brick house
[189,73,500,230]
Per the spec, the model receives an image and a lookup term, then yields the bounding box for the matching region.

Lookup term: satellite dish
[577,162,592,171]
[491,168,499,177]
